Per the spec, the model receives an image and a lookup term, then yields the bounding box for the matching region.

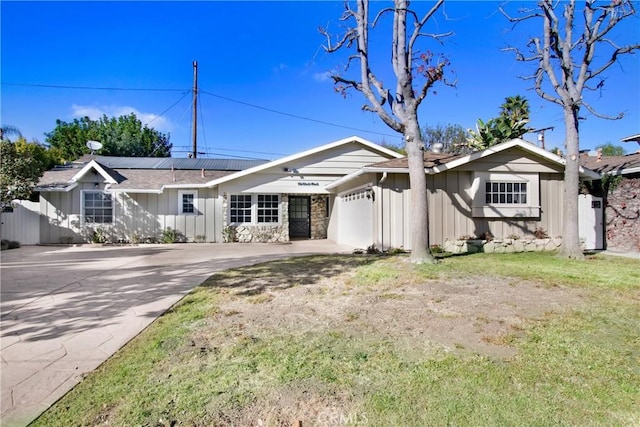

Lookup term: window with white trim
[230,194,253,223]
[83,191,113,224]
[229,194,280,224]
[179,190,198,215]
[485,182,527,204]
[257,194,279,223]
[471,172,539,218]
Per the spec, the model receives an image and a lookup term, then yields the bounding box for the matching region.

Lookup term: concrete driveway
[0,241,353,427]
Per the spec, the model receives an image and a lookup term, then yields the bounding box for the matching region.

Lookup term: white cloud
[313,71,332,82]
[71,104,172,132]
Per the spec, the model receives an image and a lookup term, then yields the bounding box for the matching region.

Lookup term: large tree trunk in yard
[405,122,434,264]
[560,107,584,259]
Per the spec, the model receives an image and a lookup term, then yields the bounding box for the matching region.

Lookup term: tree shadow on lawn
[199,254,379,296]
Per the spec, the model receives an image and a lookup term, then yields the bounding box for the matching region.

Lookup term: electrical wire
[145,90,191,127]
[171,150,266,160]
[1,82,185,92]
[200,89,399,139]
[4,81,402,142]
[197,92,209,157]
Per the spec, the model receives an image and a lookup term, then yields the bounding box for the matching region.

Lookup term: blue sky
[2,1,639,159]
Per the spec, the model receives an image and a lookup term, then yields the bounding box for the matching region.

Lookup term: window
[325,196,330,218]
[485,182,527,204]
[83,191,113,224]
[179,190,198,215]
[471,172,539,218]
[257,194,279,223]
[229,194,280,224]
[230,194,253,223]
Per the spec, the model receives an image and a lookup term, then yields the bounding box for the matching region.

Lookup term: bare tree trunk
[405,119,432,263]
[560,106,584,259]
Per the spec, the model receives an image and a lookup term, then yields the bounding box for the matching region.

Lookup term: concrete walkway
[0,241,353,427]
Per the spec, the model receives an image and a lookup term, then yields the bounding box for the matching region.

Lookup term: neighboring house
[33,136,600,251]
[582,150,640,253]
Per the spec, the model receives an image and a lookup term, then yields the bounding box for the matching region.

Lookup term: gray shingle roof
[36,155,264,192]
[77,155,267,171]
[581,153,640,175]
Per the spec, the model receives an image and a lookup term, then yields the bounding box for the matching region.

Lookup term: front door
[289,196,310,238]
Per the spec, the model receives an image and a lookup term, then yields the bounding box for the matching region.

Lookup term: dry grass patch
[32,253,640,427]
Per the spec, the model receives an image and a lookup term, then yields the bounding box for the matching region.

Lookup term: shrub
[161,227,179,244]
[1,239,21,250]
[194,234,206,243]
[480,231,494,241]
[534,227,549,239]
[222,226,237,243]
[91,228,107,244]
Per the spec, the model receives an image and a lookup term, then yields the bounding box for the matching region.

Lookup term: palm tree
[500,95,530,123]
[0,125,22,142]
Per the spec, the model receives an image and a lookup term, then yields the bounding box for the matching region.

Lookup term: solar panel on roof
[92,156,267,171]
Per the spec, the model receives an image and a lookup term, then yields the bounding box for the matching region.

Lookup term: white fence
[0,200,40,245]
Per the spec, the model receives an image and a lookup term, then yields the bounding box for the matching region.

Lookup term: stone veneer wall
[605,177,640,252]
[310,195,329,240]
[221,194,289,243]
[442,238,563,254]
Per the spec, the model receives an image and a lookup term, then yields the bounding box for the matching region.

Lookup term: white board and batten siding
[0,200,40,245]
[117,188,221,243]
[222,144,393,195]
[39,184,221,243]
[376,169,566,251]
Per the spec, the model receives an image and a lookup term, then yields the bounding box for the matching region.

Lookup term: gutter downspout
[378,172,388,252]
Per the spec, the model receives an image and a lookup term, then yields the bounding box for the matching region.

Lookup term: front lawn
[32,252,640,426]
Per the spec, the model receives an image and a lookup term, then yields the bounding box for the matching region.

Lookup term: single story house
[34,136,600,251]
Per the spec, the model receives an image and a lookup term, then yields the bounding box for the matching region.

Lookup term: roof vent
[431,142,444,154]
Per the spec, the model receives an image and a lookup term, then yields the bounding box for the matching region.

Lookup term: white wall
[1,200,41,245]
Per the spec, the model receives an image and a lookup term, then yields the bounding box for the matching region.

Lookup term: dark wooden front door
[289,196,310,238]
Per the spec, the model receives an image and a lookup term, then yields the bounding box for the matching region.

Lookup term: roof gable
[71,160,125,184]
[364,138,600,179]
[204,136,404,187]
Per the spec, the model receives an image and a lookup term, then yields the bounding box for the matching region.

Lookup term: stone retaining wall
[442,238,563,254]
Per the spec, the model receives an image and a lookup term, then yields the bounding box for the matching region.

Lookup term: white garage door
[336,187,374,249]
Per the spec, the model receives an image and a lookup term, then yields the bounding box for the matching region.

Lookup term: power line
[4,81,402,140]
[172,145,286,156]
[1,82,186,92]
[145,91,191,127]
[171,150,266,160]
[200,90,399,139]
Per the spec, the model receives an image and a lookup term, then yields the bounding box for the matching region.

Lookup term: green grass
[432,251,640,289]
[31,252,640,427]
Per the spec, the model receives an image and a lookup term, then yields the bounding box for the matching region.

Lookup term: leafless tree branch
[582,100,624,119]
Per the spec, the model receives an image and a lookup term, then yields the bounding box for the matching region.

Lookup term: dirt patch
[203,257,586,360]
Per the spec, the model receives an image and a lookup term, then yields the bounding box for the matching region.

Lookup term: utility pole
[191,60,198,158]
[533,126,554,150]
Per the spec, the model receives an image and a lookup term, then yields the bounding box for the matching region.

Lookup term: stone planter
[442,238,563,254]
